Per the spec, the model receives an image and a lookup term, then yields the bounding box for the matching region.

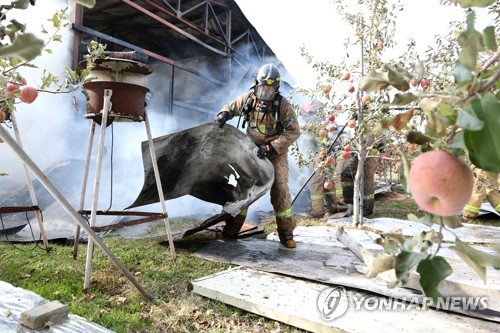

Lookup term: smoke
[0,1,314,230]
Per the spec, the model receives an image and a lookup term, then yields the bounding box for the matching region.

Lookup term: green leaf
[436,103,456,119]
[66,67,78,82]
[376,235,400,255]
[450,239,500,283]
[407,213,435,228]
[406,131,432,145]
[417,256,452,300]
[448,131,465,150]
[367,253,395,278]
[391,93,417,106]
[11,0,30,9]
[52,12,62,28]
[457,105,484,131]
[403,239,418,252]
[6,19,26,34]
[396,148,411,193]
[464,95,500,173]
[453,62,473,83]
[395,251,427,285]
[441,216,463,229]
[425,110,448,137]
[0,33,44,61]
[482,26,497,51]
[457,30,480,70]
[359,70,391,92]
[451,0,496,8]
[384,64,410,91]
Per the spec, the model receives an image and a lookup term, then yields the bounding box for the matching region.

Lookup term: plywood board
[195,238,425,302]
[190,267,498,333]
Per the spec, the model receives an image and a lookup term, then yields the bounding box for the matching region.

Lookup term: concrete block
[20,300,69,329]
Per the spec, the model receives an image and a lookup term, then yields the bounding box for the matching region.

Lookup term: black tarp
[128,123,274,237]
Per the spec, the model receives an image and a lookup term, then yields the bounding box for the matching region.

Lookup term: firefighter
[463,166,500,220]
[300,118,345,217]
[216,63,301,248]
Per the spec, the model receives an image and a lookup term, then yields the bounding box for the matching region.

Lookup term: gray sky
[235,0,495,88]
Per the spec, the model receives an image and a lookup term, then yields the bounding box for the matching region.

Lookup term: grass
[0,191,498,332]
[0,228,304,332]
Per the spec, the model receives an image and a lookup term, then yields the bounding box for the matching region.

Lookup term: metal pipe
[9,112,51,252]
[0,123,152,300]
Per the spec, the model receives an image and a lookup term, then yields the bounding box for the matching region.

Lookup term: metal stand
[0,122,153,300]
[1,112,51,252]
[72,89,176,293]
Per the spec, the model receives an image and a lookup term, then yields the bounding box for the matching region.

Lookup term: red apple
[328,114,336,122]
[326,124,336,132]
[421,79,430,89]
[348,85,355,93]
[409,150,473,216]
[319,129,327,138]
[341,72,351,80]
[5,84,20,98]
[410,78,418,87]
[348,119,356,128]
[19,86,38,104]
[320,120,328,127]
[342,150,351,159]
[324,181,334,190]
[323,84,332,94]
[344,144,351,152]
[326,156,335,166]
[0,110,6,122]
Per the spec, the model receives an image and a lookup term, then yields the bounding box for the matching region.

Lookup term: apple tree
[0,0,105,154]
[294,0,500,300]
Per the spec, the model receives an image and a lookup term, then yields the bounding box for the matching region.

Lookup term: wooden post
[144,111,176,261]
[72,120,96,259]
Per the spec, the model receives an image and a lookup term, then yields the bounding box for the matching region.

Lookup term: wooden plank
[336,227,500,318]
[195,238,425,302]
[265,225,347,248]
[341,217,500,244]
[190,267,497,333]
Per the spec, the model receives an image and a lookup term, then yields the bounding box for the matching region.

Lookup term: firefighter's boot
[222,210,247,238]
[276,217,296,248]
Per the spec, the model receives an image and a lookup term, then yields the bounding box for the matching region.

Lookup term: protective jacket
[218,92,300,155]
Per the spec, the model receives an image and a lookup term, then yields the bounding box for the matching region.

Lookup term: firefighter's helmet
[253,63,280,101]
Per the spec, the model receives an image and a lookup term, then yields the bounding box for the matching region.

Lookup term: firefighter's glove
[216,111,229,128]
[257,144,275,159]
